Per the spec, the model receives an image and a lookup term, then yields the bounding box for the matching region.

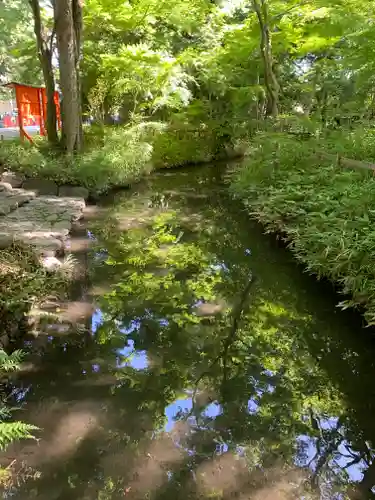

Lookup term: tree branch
[191,274,255,407]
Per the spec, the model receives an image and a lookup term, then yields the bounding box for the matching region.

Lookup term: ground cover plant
[231,131,375,324]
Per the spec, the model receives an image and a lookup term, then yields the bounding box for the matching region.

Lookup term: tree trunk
[252,0,279,117]
[72,0,83,147]
[54,0,83,153]
[28,0,58,146]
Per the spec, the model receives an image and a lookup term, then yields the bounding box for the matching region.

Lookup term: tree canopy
[3,0,375,140]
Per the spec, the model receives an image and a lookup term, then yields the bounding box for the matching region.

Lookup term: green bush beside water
[0,124,159,193]
[152,123,214,168]
[0,117,247,193]
[231,131,375,325]
[0,121,223,192]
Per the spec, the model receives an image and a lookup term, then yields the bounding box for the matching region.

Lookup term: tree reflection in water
[2,168,375,499]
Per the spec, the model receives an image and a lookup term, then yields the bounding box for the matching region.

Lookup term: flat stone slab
[0,172,24,188]
[20,235,64,256]
[0,194,85,256]
[0,189,36,215]
[0,182,13,193]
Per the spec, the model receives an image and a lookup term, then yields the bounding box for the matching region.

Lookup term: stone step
[0,184,37,215]
[1,173,89,200]
[0,195,85,255]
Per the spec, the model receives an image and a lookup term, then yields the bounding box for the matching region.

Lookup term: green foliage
[0,350,37,456]
[0,120,227,188]
[0,350,24,373]
[0,243,71,334]
[0,141,47,174]
[0,123,162,193]
[152,121,214,168]
[74,123,160,190]
[324,127,375,161]
[0,421,37,452]
[0,0,41,86]
[231,132,375,324]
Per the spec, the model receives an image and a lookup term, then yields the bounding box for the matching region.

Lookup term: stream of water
[2,165,375,499]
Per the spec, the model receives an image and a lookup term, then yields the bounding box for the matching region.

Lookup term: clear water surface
[2,165,375,499]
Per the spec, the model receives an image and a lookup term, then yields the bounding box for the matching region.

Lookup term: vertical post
[55,92,62,130]
[38,88,46,136]
[13,85,34,144]
[14,85,25,141]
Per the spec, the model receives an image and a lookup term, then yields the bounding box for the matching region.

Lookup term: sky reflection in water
[4,169,375,499]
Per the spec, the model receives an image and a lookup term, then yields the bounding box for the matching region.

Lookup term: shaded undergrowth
[231,131,375,325]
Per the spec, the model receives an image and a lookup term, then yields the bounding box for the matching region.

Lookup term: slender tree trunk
[54,0,83,153]
[252,0,279,117]
[72,0,83,147]
[367,91,375,120]
[28,0,58,145]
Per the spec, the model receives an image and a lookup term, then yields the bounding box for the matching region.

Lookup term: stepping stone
[12,188,37,198]
[12,193,36,207]
[0,172,24,188]
[0,198,18,215]
[0,187,86,259]
[21,238,64,256]
[0,182,13,193]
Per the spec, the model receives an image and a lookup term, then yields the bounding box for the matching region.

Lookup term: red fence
[3,82,61,142]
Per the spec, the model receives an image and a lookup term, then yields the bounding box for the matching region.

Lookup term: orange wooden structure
[4,82,61,142]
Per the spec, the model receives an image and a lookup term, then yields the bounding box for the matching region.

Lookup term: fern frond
[0,406,12,420]
[0,422,38,451]
[0,350,24,373]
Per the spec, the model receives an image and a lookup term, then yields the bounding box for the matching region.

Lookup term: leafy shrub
[0,117,247,192]
[324,127,375,161]
[0,123,162,193]
[0,140,67,185]
[231,132,375,325]
[75,122,162,192]
[0,348,38,487]
[0,141,47,173]
[152,122,215,168]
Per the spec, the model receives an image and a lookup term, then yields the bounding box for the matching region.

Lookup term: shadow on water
[1,165,375,499]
